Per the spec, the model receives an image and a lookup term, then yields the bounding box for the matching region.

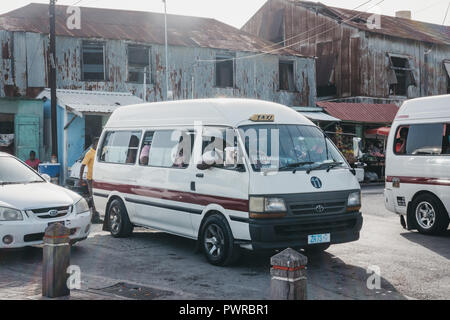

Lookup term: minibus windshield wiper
[306,161,343,174]
[279,161,315,173]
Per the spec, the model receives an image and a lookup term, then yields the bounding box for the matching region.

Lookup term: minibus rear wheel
[411,194,449,235]
[200,214,240,266]
[108,199,134,238]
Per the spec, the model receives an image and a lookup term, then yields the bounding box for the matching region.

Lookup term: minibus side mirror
[41,174,51,182]
[224,147,238,167]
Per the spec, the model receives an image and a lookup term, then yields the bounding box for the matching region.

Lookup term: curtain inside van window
[406,123,444,155]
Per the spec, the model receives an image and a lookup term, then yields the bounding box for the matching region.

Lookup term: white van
[385,95,450,235]
[93,99,362,265]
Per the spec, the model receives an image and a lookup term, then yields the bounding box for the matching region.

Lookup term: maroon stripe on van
[386,176,450,186]
[93,181,249,212]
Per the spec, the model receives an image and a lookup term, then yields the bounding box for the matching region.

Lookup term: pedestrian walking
[80,137,101,224]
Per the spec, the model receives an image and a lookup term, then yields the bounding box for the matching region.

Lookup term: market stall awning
[36,89,144,117]
[292,106,341,122]
[316,101,399,123]
[365,127,391,136]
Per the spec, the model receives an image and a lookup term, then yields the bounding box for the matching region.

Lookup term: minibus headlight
[249,197,286,219]
[73,198,90,214]
[0,207,23,221]
[265,198,287,212]
[347,191,361,211]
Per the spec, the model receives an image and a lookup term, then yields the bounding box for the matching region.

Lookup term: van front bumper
[0,211,91,249]
[248,211,363,251]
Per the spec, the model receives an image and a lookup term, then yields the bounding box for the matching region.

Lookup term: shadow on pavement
[400,229,450,260]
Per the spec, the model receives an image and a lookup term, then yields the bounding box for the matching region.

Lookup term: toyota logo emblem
[315,205,325,213]
[310,176,322,189]
[48,209,59,217]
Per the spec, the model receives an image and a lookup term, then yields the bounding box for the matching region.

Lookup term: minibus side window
[202,127,244,171]
[139,131,154,166]
[99,130,142,164]
[395,124,447,156]
[147,130,194,169]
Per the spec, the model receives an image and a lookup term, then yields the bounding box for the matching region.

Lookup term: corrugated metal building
[0,3,316,107]
[242,0,450,104]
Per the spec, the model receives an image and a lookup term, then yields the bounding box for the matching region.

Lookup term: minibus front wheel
[411,194,449,235]
[199,214,240,266]
[108,199,134,238]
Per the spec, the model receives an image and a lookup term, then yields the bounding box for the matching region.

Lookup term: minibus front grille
[30,206,71,219]
[289,201,346,215]
[274,218,357,239]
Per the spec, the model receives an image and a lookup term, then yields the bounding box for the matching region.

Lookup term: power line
[443,2,450,25]
[258,0,375,52]
[197,0,385,63]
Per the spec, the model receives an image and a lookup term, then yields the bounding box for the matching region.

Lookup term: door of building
[14,114,40,161]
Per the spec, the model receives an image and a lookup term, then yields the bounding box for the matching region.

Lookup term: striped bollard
[270,248,308,300]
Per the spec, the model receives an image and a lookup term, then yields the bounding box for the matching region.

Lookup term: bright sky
[0,0,449,27]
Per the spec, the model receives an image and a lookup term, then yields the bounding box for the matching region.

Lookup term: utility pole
[49,0,58,158]
[163,0,171,100]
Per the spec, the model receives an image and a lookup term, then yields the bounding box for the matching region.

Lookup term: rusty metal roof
[295,1,450,45]
[36,88,143,114]
[317,101,399,123]
[0,3,306,57]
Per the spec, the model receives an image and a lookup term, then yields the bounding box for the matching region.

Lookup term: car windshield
[239,124,347,172]
[0,157,44,185]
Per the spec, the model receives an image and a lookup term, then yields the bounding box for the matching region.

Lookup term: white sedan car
[0,152,92,248]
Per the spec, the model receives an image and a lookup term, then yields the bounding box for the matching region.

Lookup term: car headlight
[347,191,361,211]
[0,207,23,221]
[249,197,286,218]
[73,198,90,214]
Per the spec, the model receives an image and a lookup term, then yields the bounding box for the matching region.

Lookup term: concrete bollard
[270,248,308,300]
[42,223,71,298]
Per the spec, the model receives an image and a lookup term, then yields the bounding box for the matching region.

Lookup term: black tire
[411,194,449,235]
[304,244,330,254]
[200,214,240,266]
[108,199,134,238]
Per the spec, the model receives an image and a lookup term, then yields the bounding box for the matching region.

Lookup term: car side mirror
[41,174,51,182]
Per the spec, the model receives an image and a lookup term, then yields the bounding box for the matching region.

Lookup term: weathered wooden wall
[242,0,450,101]
[0,30,316,107]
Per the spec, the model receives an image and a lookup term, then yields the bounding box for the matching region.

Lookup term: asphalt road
[1,185,449,300]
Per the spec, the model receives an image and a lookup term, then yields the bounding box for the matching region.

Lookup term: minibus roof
[395,94,450,121]
[105,98,315,129]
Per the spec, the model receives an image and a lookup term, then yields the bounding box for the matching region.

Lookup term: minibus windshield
[238,124,347,172]
[0,157,44,185]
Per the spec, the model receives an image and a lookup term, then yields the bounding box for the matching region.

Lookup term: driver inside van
[443,124,450,154]
[395,127,409,154]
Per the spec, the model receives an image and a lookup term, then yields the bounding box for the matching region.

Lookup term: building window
[315,41,336,98]
[279,60,296,91]
[215,55,234,88]
[82,41,105,81]
[388,54,415,96]
[128,45,151,84]
[444,60,450,94]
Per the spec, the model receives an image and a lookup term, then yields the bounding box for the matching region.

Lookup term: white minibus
[93,99,363,265]
[385,95,450,235]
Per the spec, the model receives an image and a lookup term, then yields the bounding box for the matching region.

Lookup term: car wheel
[304,244,330,254]
[412,194,449,235]
[200,214,240,266]
[108,199,134,238]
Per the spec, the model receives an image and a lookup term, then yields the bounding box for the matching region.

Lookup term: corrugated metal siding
[0,31,316,107]
[317,101,399,123]
[242,0,450,101]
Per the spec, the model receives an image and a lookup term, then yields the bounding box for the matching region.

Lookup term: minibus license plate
[308,233,330,244]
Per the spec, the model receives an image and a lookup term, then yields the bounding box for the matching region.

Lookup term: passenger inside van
[139,133,154,166]
[126,135,140,164]
[395,126,409,154]
[443,124,450,154]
